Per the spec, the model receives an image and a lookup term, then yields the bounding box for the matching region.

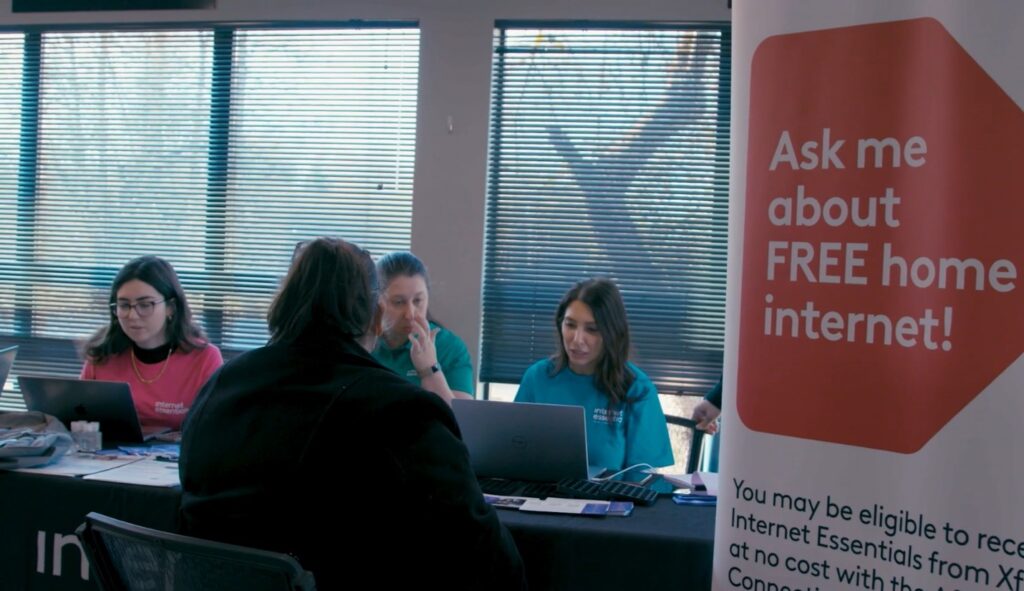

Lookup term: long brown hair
[550,277,635,404]
[84,256,207,364]
[268,237,378,345]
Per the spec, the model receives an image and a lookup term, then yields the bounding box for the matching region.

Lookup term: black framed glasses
[110,300,167,318]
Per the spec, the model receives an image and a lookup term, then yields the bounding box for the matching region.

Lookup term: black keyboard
[479,478,522,496]
[556,478,659,506]
[479,477,657,505]
[478,478,557,498]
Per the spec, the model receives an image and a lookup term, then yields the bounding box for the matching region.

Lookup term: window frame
[480,21,732,398]
[0,21,421,407]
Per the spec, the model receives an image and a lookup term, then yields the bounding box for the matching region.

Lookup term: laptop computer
[18,377,168,444]
[452,399,604,482]
[0,345,16,390]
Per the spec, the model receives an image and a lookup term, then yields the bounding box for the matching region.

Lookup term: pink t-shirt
[81,344,223,430]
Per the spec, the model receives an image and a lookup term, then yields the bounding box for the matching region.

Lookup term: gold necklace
[130,347,174,384]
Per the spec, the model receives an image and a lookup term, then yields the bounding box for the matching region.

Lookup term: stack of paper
[485,495,634,516]
[661,471,719,495]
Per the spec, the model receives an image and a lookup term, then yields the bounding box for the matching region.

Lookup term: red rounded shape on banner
[739,18,1024,453]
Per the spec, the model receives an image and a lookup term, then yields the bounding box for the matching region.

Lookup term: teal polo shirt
[372,322,475,394]
[515,359,674,471]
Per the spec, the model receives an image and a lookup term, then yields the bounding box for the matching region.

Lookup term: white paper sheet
[82,457,180,487]
[15,453,144,477]
[662,471,719,495]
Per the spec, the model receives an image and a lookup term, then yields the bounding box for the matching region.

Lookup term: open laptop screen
[18,377,166,444]
[452,399,600,482]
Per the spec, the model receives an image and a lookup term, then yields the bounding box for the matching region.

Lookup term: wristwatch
[418,363,441,378]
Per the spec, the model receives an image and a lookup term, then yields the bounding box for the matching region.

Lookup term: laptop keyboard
[478,478,558,498]
[479,477,658,505]
[568,478,659,506]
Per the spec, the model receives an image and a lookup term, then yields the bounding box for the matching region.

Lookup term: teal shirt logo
[592,408,624,425]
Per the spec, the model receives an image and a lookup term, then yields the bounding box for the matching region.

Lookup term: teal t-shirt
[372,323,475,394]
[514,359,674,471]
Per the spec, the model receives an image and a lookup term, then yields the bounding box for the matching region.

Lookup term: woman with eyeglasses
[81,256,223,431]
[515,277,673,472]
[372,251,474,405]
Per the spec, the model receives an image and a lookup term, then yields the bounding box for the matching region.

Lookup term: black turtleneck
[132,342,173,364]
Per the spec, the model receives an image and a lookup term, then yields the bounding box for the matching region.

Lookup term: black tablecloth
[500,501,716,589]
[0,470,714,590]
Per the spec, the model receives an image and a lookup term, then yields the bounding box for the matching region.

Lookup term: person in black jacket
[178,237,525,590]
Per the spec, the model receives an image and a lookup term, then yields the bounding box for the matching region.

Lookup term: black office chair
[665,416,706,475]
[76,512,317,591]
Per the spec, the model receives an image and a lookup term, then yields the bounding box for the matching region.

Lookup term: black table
[500,500,715,589]
[0,470,715,590]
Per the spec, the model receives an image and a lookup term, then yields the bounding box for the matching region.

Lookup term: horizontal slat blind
[32,30,214,347]
[481,24,730,395]
[0,24,419,409]
[0,33,23,340]
[221,28,419,348]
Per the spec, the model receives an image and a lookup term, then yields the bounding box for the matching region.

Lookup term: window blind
[0,34,23,339]
[481,23,730,395]
[0,24,419,409]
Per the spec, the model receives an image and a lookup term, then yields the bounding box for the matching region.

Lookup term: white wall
[0,0,731,382]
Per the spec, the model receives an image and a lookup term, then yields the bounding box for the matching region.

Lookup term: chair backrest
[76,512,317,591]
[665,416,706,475]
